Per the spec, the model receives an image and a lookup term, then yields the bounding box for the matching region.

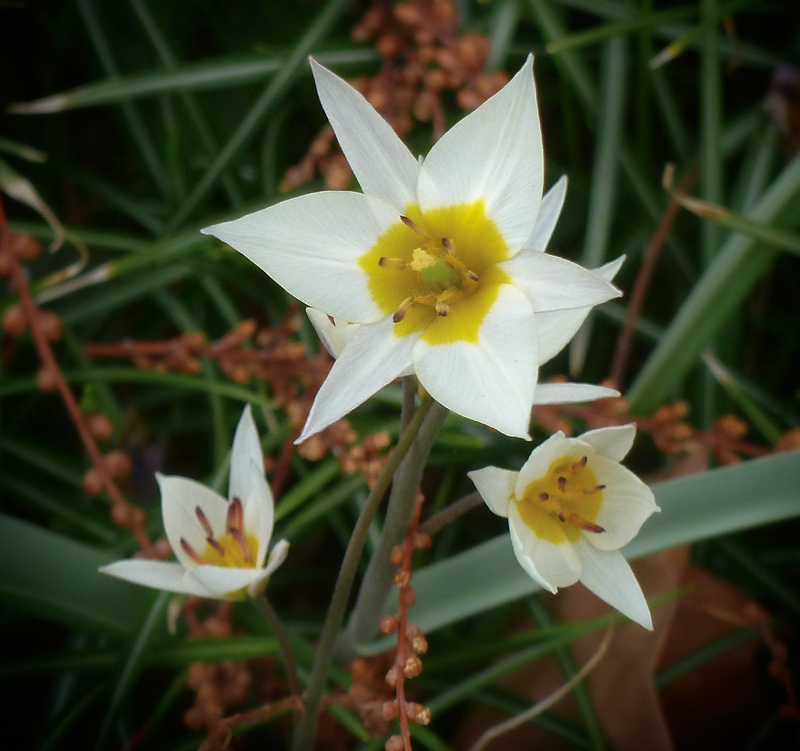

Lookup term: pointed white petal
[417,55,543,252]
[574,540,653,629]
[241,458,275,569]
[533,382,620,405]
[467,466,518,518]
[306,307,360,358]
[531,255,626,364]
[100,559,210,597]
[500,251,620,313]
[202,191,400,323]
[229,405,265,502]
[515,431,573,499]
[587,455,659,551]
[508,504,581,592]
[579,424,636,462]
[297,316,419,442]
[310,58,420,209]
[187,565,268,599]
[413,285,537,439]
[524,175,567,252]
[158,473,228,569]
[247,538,291,596]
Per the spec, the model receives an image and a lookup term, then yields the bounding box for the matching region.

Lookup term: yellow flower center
[359,200,512,344]
[180,497,258,568]
[516,455,606,544]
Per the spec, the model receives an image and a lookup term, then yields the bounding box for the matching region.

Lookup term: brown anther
[180,537,206,565]
[382,701,400,720]
[390,545,405,565]
[385,735,404,751]
[557,509,566,522]
[435,300,449,316]
[403,655,423,678]
[582,484,606,494]
[385,665,398,687]
[206,536,226,557]
[226,497,244,534]
[441,236,454,254]
[565,512,605,534]
[557,476,567,493]
[394,569,412,587]
[399,215,427,240]
[572,456,588,472]
[392,297,414,323]
[414,532,432,549]
[195,506,216,538]
[86,413,114,441]
[381,614,399,634]
[467,270,479,282]
[2,304,27,337]
[406,702,431,725]
[538,492,549,501]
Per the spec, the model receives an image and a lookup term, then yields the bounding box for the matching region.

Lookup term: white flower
[468,425,659,628]
[100,406,288,600]
[203,56,620,441]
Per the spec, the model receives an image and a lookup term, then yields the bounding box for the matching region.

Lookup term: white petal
[297,316,419,442]
[240,459,275,569]
[533,382,620,405]
[158,473,228,569]
[310,58,420,209]
[417,55,543,252]
[574,539,653,629]
[100,559,211,598]
[413,285,537,439]
[514,431,575,499]
[588,455,659,551]
[306,307,360,358]
[229,405,265,503]
[202,191,400,323]
[524,175,567,252]
[579,424,636,462]
[248,538,291,596]
[508,503,581,592]
[467,466,518,518]
[533,254,625,365]
[187,565,269,599]
[500,251,621,313]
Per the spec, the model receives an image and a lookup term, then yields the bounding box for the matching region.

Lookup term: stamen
[327,314,336,325]
[571,456,588,473]
[538,492,549,501]
[378,256,408,270]
[441,237,454,255]
[230,528,253,564]
[467,270,479,282]
[557,476,567,493]
[227,497,244,535]
[582,484,606,494]
[564,512,605,534]
[195,506,215,538]
[206,537,225,556]
[393,297,415,323]
[435,300,449,316]
[180,537,206,565]
[400,215,429,241]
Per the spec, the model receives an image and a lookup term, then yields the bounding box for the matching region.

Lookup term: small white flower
[203,56,621,442]
[468,425,659,628]
[100,406,288,600]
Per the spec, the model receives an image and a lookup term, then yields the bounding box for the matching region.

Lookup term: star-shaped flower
[203,56,620,441]
[469,425,659,628]
[100,406,288,601]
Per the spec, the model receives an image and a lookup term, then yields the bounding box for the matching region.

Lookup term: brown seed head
[86,413,115,441]
[403,655,423,678]
[36,365,58,392]
[105,450,132,480]
[381,700,400,720]
[394,569,412,588]
[406,702,431,725]
[380,614,399,634]
[399,586,417,608]
[36,309,64,341]
[390,545,405,565]
[10,233,42,262]
[385,735,404,751]
[2,304,27,337]
[82,467,104,497]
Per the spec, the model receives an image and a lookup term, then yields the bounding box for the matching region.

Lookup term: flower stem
[255,594,303,702]
[336,400,449,661]
[291,396,437,751]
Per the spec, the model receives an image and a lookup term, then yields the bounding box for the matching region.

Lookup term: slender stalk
[336,401,449,660]
[419,491,483,537]
[255,594,303,701]
[291,397,436,751]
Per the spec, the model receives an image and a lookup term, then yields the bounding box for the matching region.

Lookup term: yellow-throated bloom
[203,56,620,441]
[100,406,288,600]
[469,425,659,628]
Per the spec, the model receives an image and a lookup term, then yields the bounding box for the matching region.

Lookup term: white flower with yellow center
[100,406,289,601]
[469,425,659,629]
[203,56,621,441]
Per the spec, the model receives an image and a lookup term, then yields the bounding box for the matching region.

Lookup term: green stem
[255,594,303,701]
[291,397,437,751]
[335,401,449,661]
